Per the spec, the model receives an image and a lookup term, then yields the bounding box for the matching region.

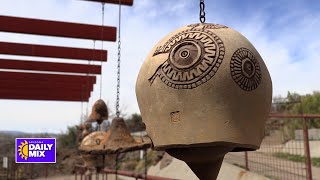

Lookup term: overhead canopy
[0,15,116,41]
[0,71,95,102]
[0,91,91,101]
[0,0,134,101]
[0,59,101,74]
[0,41,107,61]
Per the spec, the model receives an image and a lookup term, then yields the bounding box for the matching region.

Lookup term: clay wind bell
[87,99,109,127]
[136,23,272,179]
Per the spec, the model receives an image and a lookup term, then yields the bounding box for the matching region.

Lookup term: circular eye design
[169,40,202,70]
[149,29,225,89]
[230,48,261,91]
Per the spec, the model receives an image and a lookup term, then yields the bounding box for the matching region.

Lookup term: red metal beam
[0,81,93,94]
[0,15,116,41]
[81,0,133,6]
[0,88,91,99]
[0,59,101,74]
[0,92,90,101]
[0,71,96,84]
[0,42,107,61]
[0,80,94,92]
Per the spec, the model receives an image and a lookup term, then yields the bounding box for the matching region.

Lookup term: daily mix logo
[16,138,56,163]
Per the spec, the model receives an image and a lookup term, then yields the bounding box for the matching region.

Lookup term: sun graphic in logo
[18,140,29,160]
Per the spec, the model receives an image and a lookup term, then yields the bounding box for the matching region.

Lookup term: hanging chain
[80,85,84,123]
[100,3,105,99]
[87,40,96,117]
[199,0,206,23]
[116,0,122,118]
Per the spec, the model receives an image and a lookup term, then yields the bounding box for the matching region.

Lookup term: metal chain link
[200,0,206,23]
[100,3,105,99]
[81,85,84,122]
[116,0,122,117]
[87,40,96,117]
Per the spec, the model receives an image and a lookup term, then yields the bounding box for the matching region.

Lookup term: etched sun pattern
[18,140,29,160]
[149,29,225,89]
[230,48,262,91]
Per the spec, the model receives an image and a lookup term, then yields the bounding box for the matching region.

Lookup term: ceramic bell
[136,23,272,179]
[80,131,107,169]
[88,99,109,124]
[102,117,151,153]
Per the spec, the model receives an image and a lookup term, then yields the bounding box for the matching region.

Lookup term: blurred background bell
[102,117,151,153]
[80,131,107,173]
[87,99,109,125]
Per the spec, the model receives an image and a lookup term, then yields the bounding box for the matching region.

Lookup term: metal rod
[0,41,107,61]
[103,169,174,180]
[102,155,105,180]
[115,154,119,180]
[0,15,116,41]
[144,149,147,179]
[302,118,313,180]
[244,151,249,171]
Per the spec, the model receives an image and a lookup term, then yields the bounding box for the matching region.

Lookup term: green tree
[125,114,146,132]
[289,91,320,128]
[273,91,320,140]
[58,125,79,148]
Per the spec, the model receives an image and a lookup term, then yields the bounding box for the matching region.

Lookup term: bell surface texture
[136,23,272,179]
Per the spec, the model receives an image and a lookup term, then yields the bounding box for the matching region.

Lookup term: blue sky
[0,0,320,133]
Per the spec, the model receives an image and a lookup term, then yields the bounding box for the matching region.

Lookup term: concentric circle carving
[149,29,225,89]
[230,48,261,91]
[169,40,201,70]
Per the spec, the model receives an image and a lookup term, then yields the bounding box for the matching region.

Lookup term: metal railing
[0,160,49,180]
[74,164,174,180]
[225,114,320,180]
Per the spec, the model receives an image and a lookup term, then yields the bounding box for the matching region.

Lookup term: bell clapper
[167,146,234,179]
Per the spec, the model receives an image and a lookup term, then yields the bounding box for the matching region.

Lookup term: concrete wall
[295,129,320,140]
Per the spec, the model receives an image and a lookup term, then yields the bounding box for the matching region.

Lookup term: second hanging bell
[88,99,109,124]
